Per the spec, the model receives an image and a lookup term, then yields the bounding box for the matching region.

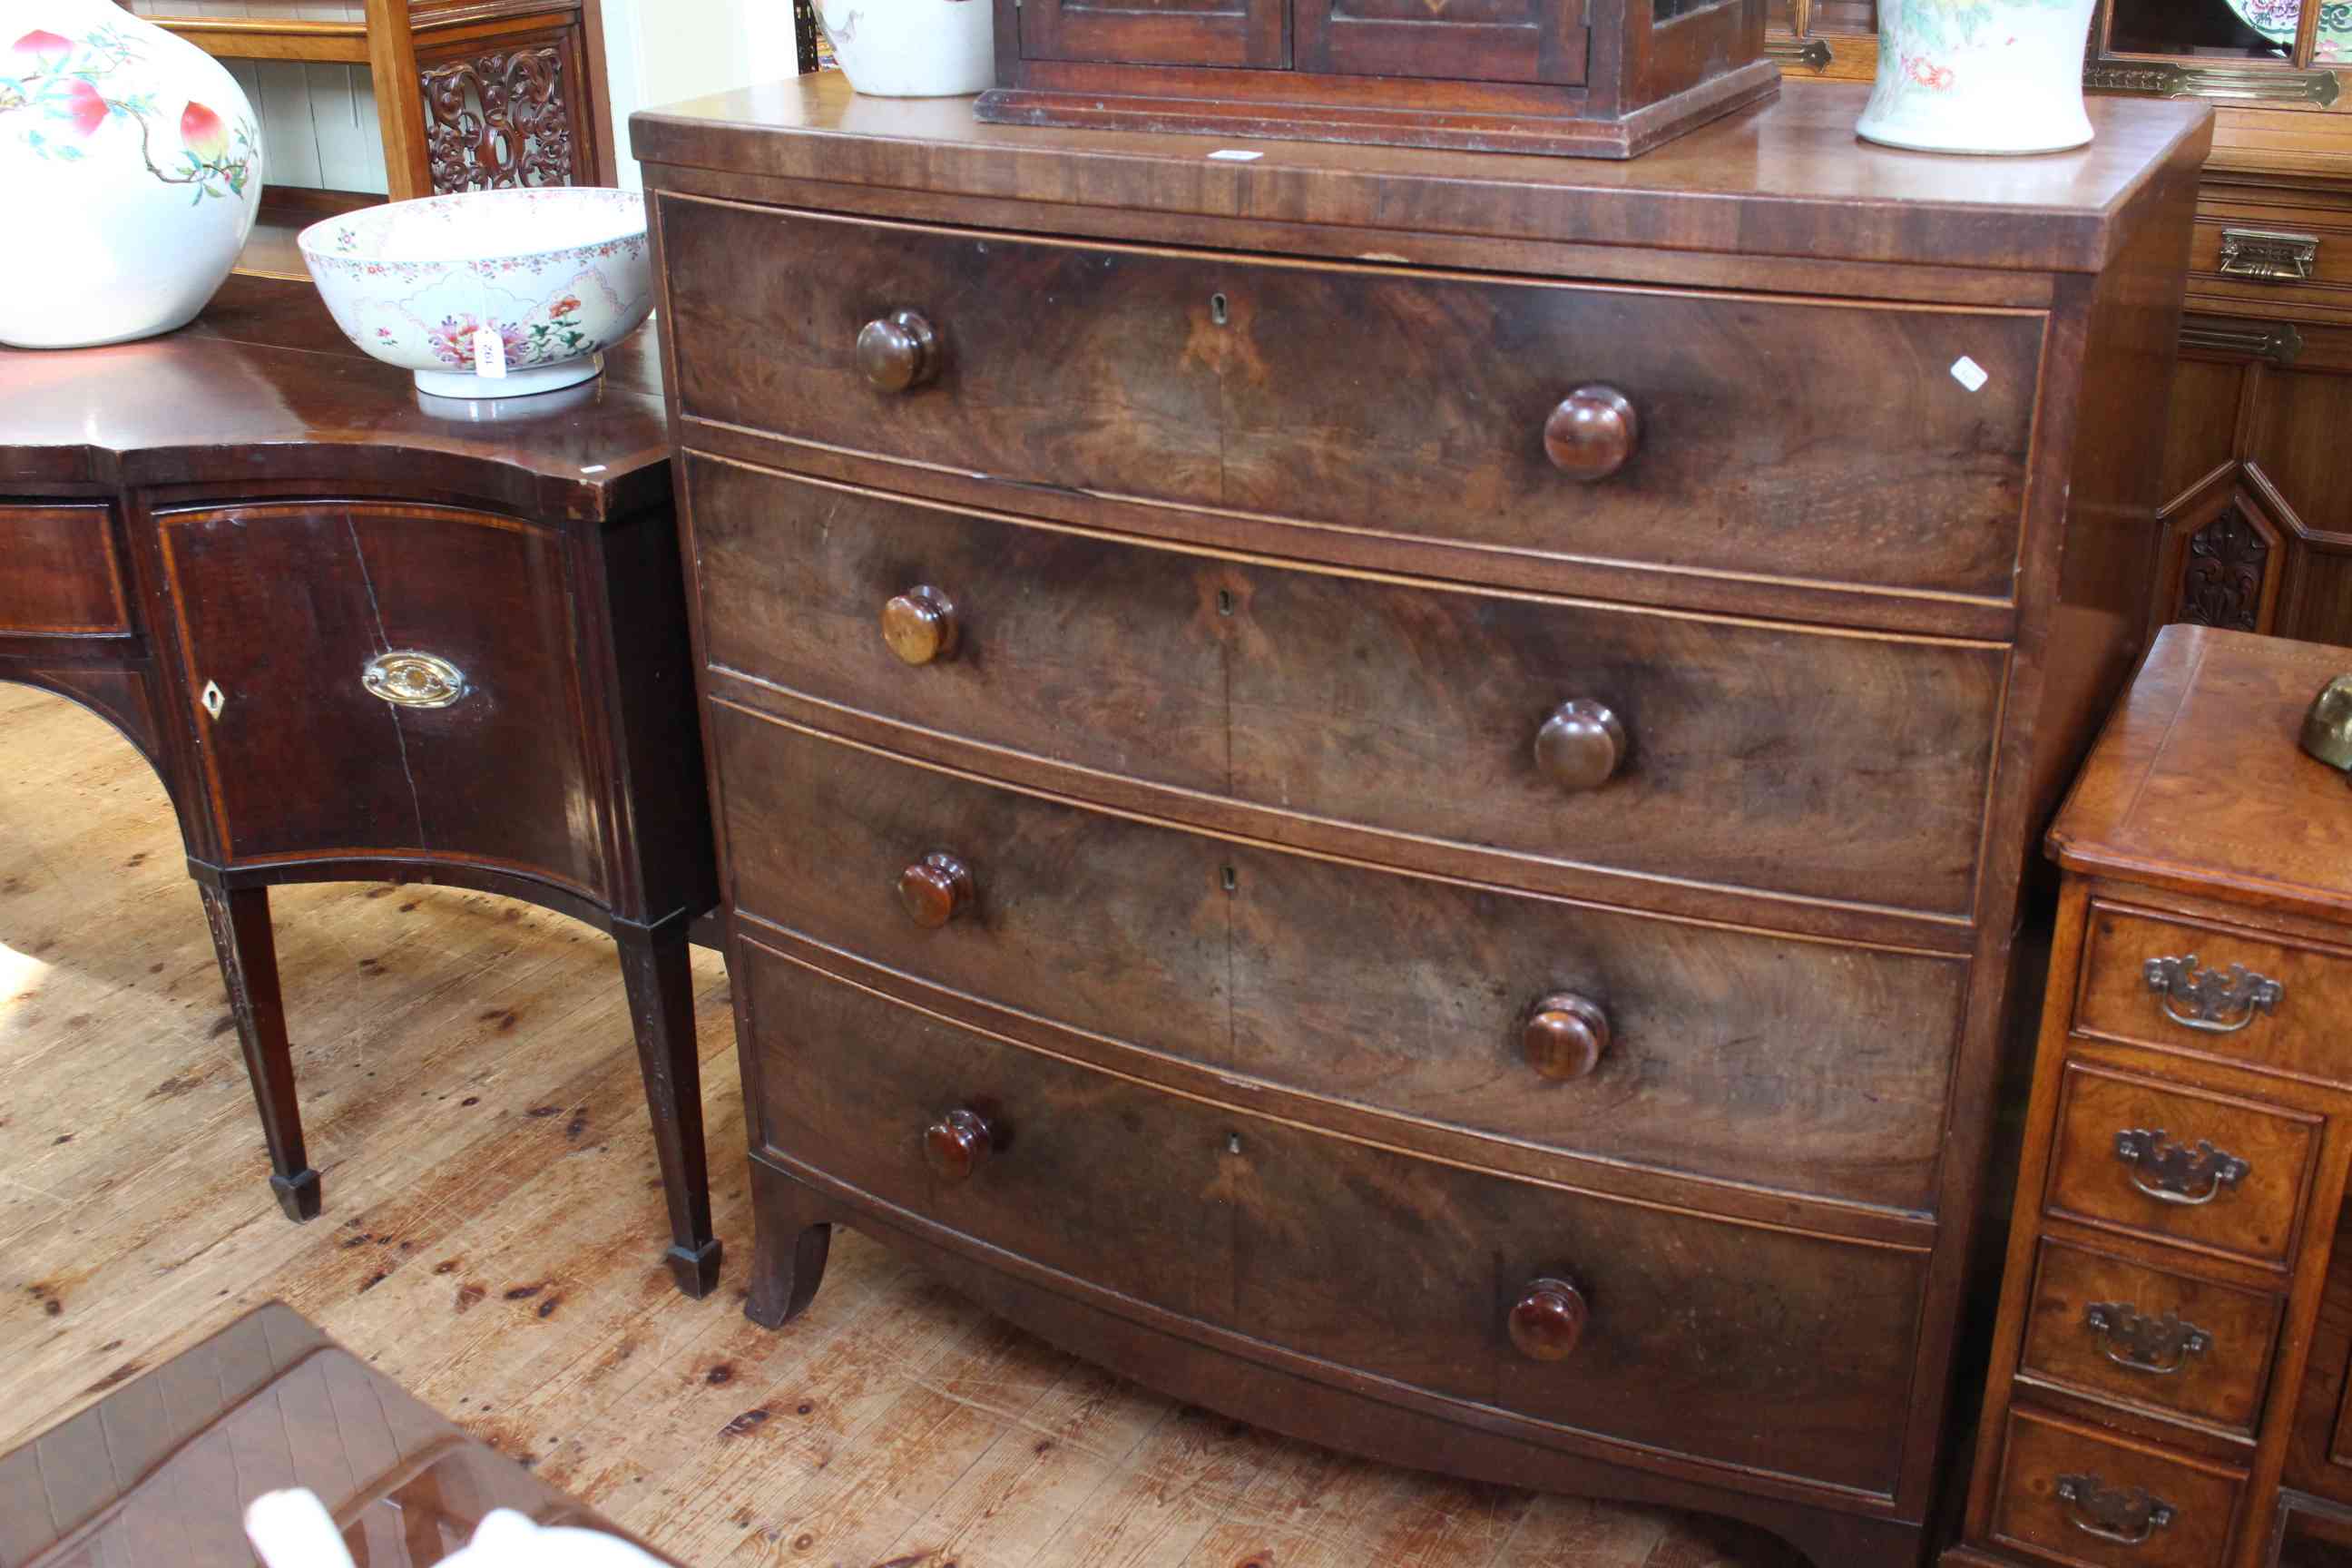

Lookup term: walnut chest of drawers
[634,76,2212,1566]
[1949,625,2352,1568]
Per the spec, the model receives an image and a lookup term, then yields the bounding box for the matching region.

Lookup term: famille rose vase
[0,0,262,348]
[1856,0,2102,153]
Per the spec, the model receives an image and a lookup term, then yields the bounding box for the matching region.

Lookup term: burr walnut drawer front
[0,504,131,637]
[738,936,1929,1498]
[710,703,1971,1213]
[2043,1063,2320,1269]
[661,200,2043,603]
[2076,903,2352,1084]
[687,457,2006,918]
[156,501,603,892]
[2017,1238,2284,1436]
[1990,1406,2248,1568]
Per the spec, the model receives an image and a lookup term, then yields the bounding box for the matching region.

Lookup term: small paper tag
[1207,149,1262,162]
[475,325,508,379]
[1949,355,1988,393]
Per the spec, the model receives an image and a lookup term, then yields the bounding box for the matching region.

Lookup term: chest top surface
[632,74,2210,275]
[2053,623,2352,924]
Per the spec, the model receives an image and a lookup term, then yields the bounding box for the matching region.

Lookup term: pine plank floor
[0,682,1808,1568]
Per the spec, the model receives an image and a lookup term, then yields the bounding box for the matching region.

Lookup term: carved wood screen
[416,22,603,192]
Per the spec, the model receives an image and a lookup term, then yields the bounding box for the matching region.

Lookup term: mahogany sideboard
[635,75,2210,1564]
[1947,625,2352,1568]
[0,276,722,1296]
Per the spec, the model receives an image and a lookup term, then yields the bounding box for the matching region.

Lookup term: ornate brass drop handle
[2083,1301,2212,1376]
[2143,953,2283,1034]
[2113,1128,2251,1206]
[361,651,467,710]
[2054,1475,2176,1546]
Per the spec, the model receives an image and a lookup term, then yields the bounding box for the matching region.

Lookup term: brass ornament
[2303,672,2352,775]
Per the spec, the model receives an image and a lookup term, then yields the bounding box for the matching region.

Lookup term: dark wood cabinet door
[1019,0,1289,67]
[157,500,604,895]
[1295,0,1588,82]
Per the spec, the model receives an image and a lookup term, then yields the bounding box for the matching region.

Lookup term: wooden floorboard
[0,682,1809,1568]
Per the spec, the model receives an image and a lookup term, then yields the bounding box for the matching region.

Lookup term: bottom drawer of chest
[736,934,1930,1499]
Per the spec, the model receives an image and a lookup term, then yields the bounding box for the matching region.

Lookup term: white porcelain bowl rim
[296,188,647,277]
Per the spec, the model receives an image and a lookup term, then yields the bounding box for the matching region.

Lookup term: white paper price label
[475,325,508,379]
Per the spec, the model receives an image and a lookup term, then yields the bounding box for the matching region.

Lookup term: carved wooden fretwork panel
[420,44,579,193]
[2178,504,2273,632]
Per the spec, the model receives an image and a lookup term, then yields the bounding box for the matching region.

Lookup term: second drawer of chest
[689,457,2006,919]
[738,935,1929,1499]
[711,702,1971,1214]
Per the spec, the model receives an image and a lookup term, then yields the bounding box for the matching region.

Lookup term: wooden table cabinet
[1949,625,2352,1568]
[0,277,722,1297]
[637,74,2209,1565]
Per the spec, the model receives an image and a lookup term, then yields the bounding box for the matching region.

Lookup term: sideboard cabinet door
[1019,0,1289,66]
[156,500,605,896]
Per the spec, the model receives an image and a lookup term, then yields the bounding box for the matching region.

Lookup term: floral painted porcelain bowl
[299,187,652,399]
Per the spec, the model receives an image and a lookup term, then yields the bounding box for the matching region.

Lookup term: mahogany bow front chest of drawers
[635,76,2211,1564]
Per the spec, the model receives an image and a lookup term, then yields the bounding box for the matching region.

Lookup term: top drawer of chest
[657,198,2044,612]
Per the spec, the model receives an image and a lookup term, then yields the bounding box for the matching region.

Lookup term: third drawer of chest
[710,701,1970,1216]
[687,456,2006,922]
[659,198,2042,606]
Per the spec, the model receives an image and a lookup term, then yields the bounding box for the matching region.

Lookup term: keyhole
[1216,589,1235,616]
[201,681,225,720]
[1220,865,1238,893]
[1210,292,1230,327]
[1225,1132,1243,1155]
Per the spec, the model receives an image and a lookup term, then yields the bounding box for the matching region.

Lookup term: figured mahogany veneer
[0,277,721,1298]
[642,77,2211,1567]
[1951,627,2352,1568]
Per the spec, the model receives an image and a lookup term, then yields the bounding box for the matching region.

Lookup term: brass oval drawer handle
[1543,386,1639,482]
[858,308,938,393]
[2144,953,2282,1034]
[361,651,467,710]
[924,1107,994,1184]
[1507,1277,1588,1363]
[897,850,975,929]
[1523,993,1610,1082]
[2054,1474,2176,1546]
[882,585,958,666]
[2084,1301,2212,1376]
[2113,1128,2251,1207]
[1534,700,1626,793]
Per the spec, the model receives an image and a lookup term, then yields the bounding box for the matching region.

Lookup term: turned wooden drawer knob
[858,309,938,393]
[882,585,958,665]
[1534,700,1627,792]
[1543,386,1639,482]
[1524,993,1611,1081]
[1509,1277,1589,1362]
[924,1107,994,1183]
[897,851,974,928]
